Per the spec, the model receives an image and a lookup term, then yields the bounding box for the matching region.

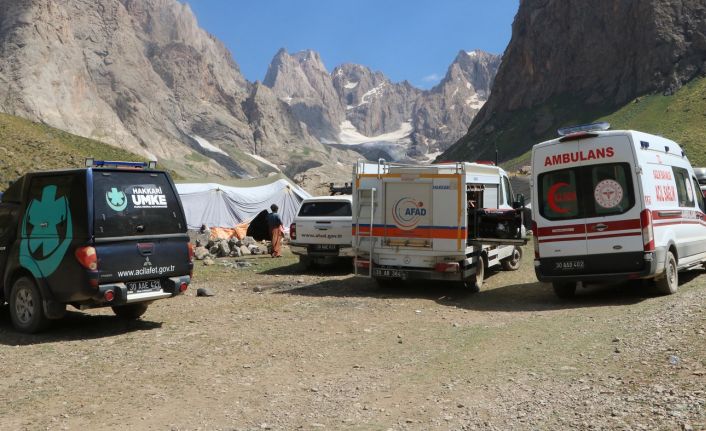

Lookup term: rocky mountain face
[443,0,706,163]
[264,49,500,161]
[0,0,356,181]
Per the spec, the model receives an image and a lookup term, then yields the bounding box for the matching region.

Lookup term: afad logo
[20,185,73,278]
[392,197,427,230]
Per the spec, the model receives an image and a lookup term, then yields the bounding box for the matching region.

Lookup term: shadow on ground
[273,267,701,312]
[0,307,162,346]
[261,260,354,277]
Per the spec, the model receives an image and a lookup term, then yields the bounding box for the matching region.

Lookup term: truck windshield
[298,201,351,217]
[93,170,186,237]
[538,162,634,220]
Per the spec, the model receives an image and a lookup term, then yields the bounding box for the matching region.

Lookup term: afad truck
[531,123,706,298]
[352,160,528,290]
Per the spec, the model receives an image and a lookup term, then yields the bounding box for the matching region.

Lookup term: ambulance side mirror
[512,193,525,209]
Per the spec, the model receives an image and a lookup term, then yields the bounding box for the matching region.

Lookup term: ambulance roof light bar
[557,122,611,137]
[85,158,157,169]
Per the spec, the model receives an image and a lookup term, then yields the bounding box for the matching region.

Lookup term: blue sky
[185,1,519,89]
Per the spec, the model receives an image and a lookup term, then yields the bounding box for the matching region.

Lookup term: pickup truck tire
[9,276,49,333]
[552,282,576,299]
[112,303,149,319]
[655,251,678,295]
[501,247,522,271]
[298,255,313,270]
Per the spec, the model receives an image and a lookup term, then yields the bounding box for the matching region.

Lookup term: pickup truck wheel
[9,277,49,333]
[655,251,678,295]
[552,282,576,299]
[298,255,313,270]
[501,247,522,271]
[112,303,149,320]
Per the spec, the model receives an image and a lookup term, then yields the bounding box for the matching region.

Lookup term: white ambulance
[531,123,706,298]
[352,160,527,290]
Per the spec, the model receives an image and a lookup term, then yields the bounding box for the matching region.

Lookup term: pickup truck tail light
[75,246,98,270]
[290,223,297,240]
[187,242,194,262]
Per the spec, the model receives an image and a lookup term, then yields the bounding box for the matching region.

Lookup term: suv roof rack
[85,158,157,169]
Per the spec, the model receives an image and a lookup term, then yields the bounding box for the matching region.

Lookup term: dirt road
[1,245,704,430]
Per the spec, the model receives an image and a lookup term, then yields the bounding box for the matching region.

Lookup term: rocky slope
[265,49,500,161]
[443,0,706,163]
[0,0,356,180]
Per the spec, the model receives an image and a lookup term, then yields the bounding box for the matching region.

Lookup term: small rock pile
[193,236,270,262]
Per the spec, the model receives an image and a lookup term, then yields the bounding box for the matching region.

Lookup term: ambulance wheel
[9,277,49,333]
[552,282,576,299]
[501,247,522,271]
[655,251,678,295]
[112,303,149,320]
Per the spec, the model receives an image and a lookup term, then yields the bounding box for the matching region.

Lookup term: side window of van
[692,177,706,212]
[672,167,695,208]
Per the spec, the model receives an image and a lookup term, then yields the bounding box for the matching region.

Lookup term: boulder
[193,246,210,260]
[240,245,251,255]
[217,240,231,257]
[242,236,256,246]
[209,246,219,255]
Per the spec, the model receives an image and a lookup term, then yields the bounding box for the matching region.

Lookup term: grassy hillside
[600,77,706,167]
[501,76,706,171]
[0,113,151,190]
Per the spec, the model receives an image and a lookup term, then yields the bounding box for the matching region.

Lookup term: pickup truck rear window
[538,162,634,220]
[93,171,186,237]
[298,201,352,217]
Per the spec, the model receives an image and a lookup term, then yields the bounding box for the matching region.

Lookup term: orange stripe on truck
[353,225,466,240]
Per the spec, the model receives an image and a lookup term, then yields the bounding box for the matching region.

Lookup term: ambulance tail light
[640,209,655,252]
[290,223,296,240]
[532,221,540,259]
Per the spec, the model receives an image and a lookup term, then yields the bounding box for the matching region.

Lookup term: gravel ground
[0,245,704,430]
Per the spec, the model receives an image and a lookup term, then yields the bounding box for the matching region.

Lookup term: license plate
[126,279,161,294]
[313,244,338,251]
[554,260,585,271]
[372,268,407,279]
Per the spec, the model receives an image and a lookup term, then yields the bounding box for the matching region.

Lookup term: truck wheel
[465,255,486,292]
[374,277,401,288]
[552,282,576,299]
[655,251,678,295]
[299,255,313,270]
[9,277,49,333]
[112,303,149,320]
[501,247,522,271]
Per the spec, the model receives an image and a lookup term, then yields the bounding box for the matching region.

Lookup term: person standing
[267,204,283,257]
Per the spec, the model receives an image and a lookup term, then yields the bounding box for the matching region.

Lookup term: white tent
[176,175,311,232]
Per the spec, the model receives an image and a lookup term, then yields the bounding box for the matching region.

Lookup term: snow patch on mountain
[192,135,228,156]
[247,153,281,171]
[338,120,412,145]
[344,81,358,89]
